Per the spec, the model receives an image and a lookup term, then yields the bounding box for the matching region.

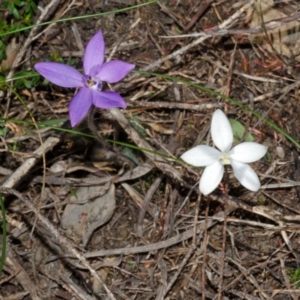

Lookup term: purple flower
[34,30,135,127]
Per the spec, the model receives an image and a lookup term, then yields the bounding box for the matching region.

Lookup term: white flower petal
[181,145,221,167]
[211,109,233,152]
[230,142,267,163]
[200,161,224,195]
[231,160,261,191]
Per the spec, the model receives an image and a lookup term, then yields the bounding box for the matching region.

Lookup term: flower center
[83,75,102,91]
[220,152,231,165]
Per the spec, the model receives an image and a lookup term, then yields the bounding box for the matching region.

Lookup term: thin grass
[2,70,298,152]
[0,0,158,37]
[0,191,6,278]
[1,1,299,298]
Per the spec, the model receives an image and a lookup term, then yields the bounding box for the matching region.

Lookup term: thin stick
[2,188,117,300]
[2,137,59,190]
[114,0,256,90]
[201,200,210,300]
[160,191,203,298]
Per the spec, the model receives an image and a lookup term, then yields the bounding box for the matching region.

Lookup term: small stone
[276,146,285,159]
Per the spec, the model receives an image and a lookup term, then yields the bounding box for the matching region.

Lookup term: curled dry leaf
[62,178,115,246]
[1,38,21,71]
[147,123,174,134]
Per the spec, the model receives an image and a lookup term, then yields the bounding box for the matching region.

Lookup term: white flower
[181,109,267,195]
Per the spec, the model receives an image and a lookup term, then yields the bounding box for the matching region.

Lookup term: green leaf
[12,7,21,19]
[23,79,31,89]
[0,126,8,136]
[70,188,77,199]
[229,118,255,142]
[287,268,300,288]
[129,116,147,138]
[122,147,140,165]
[245,132,255,142]
[37,118,67,128]
[229,118,245,140]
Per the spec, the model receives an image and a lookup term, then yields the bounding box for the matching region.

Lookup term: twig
[163,0,214,53]
[202,202,210,300]
[136,175,164,236]
[129,101,222,111]
[159,11,300,39]
[185,274,230,300]
[109,108,186,184]
[31,0,78,43]
[144,0,256,72]
[114,0,256,91]
[253,81,299,102]
[110,1,257,186]
[1,188,117,300]
[160,191,203,298]
[6,0,61,81]
[226,256,272,299]
[5,245,40,300]
[84,211,225,258]
[2,137,59,190]
[107,18,141,62]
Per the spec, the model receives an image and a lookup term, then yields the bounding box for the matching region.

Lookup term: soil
[1,0,300,299]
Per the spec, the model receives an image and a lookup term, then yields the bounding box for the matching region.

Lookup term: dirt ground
[1,0,300,299]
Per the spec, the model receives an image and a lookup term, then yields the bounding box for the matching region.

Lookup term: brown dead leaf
[147,123,174,134]
[1,38,21,71]
[92,161,116,172]
[62,180,115,246]
[249,0,300,60]
[5,122,24,136]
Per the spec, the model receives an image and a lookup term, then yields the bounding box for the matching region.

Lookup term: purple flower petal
[35,62,83,88]
[69,87,93,127]
[92,91,126,109]
[83,30,105,75]
[97,60,135,83]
